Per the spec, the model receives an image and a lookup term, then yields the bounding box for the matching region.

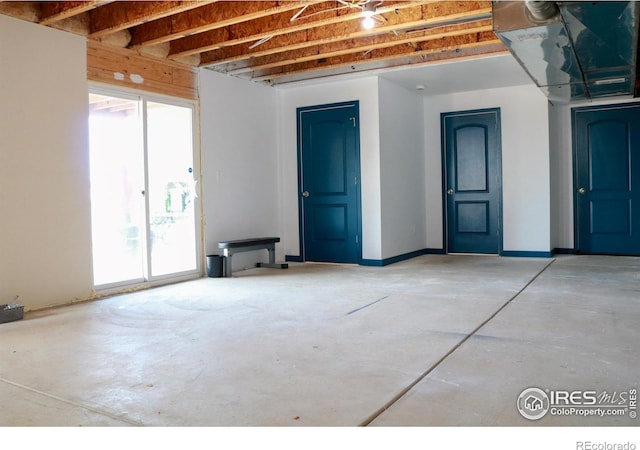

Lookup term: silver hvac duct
[525,1,558,21]
[493,1,639,103]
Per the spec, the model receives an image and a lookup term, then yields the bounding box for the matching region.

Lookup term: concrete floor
[0,254,638,427]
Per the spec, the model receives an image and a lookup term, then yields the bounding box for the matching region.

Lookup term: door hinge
[355,234,359,244]
[354,176,358,185]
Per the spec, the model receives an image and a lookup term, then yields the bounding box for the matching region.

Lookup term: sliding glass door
[146,102,198,277]
[89,94,145,286]
[89,90,199,288]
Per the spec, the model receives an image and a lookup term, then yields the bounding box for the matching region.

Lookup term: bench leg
[224,252,233,277]
[221,244,287,275]
[256,244,288,270]
[267,244,275,264]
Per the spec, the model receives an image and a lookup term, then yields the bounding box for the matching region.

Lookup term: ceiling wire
[251,1,384,49]
[248,35,273,49]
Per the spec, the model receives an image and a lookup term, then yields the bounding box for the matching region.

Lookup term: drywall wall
[276,77,383,261]
[424,84,551,253]
[199,69,280,271]
[548,100,574,250]
[0,15,93,310]
[378,78,427,259]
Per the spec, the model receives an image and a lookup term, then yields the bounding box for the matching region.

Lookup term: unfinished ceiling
[0,0,506,85]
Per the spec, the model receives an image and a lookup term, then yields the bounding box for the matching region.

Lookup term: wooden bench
[218,237,288,277]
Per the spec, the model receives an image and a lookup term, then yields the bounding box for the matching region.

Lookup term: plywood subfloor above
[0,1,507,86]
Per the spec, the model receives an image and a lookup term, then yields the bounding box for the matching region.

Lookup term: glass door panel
[146,102,197,277]
[89,94,145,286]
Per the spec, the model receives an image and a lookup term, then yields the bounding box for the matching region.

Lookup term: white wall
[378,78,426,259]
[0,15,93,310]
[548,101,573,250]
[199,69,279,271]
[276,77,383,260]
[424,84,551,253]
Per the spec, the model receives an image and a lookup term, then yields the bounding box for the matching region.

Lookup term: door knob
[578,187,586,194]
[302,191,310,198]
[447,189,454,195]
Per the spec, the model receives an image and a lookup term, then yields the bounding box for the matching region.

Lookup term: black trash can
[206,254,224,278]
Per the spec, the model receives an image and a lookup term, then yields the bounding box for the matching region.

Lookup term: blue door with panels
[573,104,640,255]
[297,102,361,263]
[442,109,502,254]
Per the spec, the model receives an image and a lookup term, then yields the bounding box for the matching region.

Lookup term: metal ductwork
[493,1,640,103]
[525,1,558,21]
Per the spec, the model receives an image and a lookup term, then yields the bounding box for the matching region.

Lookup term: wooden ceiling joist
[252,31,498,79]
[128,1,322,49]
[0,1,40,22]
[224,19,493,75]
[199,6,492,68]
[89,96,137,113]
[39,1,111,26]
[88,1,214,39]
[171,1,430,59]
[252,38,506,84]
[0,1,505,87]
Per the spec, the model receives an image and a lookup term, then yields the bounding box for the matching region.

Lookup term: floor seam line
[0,377,144,426]
[358,258,557,426]
[346,296,389,315]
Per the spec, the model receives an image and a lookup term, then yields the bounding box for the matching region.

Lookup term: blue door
[442,109,502,254]
[298,102,361,263]
[573,104,640,255]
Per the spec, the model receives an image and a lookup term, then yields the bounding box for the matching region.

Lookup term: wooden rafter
[0,1,40,22]
[88,1,215,38]
[0,1,506,87]
[199,5,492,67]
[255,31,492,78]
[171,0,431,59]
[89,95,137,113]
[252,38,506,83]
[129,1,324,48]
[39,1,111,26]
[224,19,493,75]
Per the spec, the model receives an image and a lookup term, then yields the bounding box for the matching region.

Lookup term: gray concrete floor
[0,254,639,428]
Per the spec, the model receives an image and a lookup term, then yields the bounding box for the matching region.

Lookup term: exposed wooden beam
[0,1,39,22]
[129,1,323,48]
[89,97,137,113]
[39,1,112,26]
[88,1,214,39]
[255,32,499,79]
[0,0,505,87]
[224,20,493,75]
[87,40,198,99]
[171,0,431,59]
[199,6,492,67]
[251,38,506,84]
